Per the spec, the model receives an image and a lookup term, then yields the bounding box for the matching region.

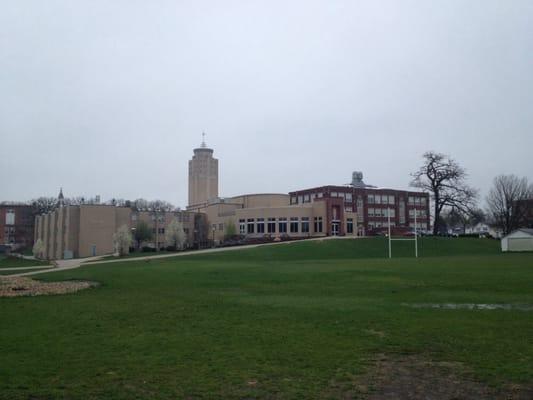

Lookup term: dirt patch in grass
[353,354,532,400]
[0,276,98,298]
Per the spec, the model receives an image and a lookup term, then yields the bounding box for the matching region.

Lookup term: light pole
[212,226,216,248]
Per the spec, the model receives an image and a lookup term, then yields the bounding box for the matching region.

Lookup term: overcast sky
[1,0,532,207]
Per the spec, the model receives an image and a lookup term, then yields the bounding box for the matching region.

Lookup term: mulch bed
[0,276,98,298]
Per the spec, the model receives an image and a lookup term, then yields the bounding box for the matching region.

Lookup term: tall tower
[188,133,219,207]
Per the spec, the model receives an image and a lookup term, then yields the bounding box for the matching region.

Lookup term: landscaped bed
[0,276,98,297]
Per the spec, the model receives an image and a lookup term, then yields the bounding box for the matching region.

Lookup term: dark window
[314,217,323,233]
[267,218,276,233]
[290,217,299,233]
[278,218,287,233]
[347,218,353,234]
[257,218,265,233]
[247,219,255,234]
[302,217,310,233]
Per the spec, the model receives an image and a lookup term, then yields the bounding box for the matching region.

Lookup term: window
[290,217,299,233]
[314,217,323,232]
[257,218,265,233]
[267,218,276,233]
[290,196,297,205]
[331,192,338,197]
[158,228,165,234]
[218,223,224,231]
[317,192,323,198]
[184,228,189,234]
[345,193,352,201]
[408,197,414,205]
[367,195,374,204]
[347,218,353,234]
[389,195,395,204]
[131,214,138,221]
[278,217,287,233]
[368,208,375,217]
[298,195,303,204]
[345,206,353,212]
[375,195,381,204]
[239,219,246,235]
[247,218,255,234]
[303,194,310,203]
[5,210,15,225]
[301,217,309,233]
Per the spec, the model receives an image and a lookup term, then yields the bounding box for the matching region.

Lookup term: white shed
[501,229,533,252]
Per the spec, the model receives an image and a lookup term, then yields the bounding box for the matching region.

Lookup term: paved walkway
[5,236,345,277]
[0,265,55,271]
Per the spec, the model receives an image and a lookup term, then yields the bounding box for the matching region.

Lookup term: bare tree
[486,175,533,235]
[147,200,175,212]
[29,197,58,216]
[411,151,478,235]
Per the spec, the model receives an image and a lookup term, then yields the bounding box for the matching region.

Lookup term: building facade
[0,204,34,249]
[289,183,430,236]
[34,205,204,260]
[188,193,358,243]
[188,140,219,208]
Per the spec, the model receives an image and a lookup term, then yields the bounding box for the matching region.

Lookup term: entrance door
[331,221,339,236]
[90,245,97,256]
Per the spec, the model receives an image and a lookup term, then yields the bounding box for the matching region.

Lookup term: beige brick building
[186,140,358,243]
[34,205,201,260]
[188,139,218,208]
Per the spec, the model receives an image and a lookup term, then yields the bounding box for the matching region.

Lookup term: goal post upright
[388,211,392,259]
[388,206,419,258]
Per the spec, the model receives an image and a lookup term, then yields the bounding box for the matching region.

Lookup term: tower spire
[201,131,206,148]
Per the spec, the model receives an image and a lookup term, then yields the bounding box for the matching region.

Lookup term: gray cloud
[1,0,532,206]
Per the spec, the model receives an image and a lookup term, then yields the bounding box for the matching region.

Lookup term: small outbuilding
[501,229,533,252]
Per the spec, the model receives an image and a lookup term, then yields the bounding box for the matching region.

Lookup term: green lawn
[0,238,532,399]
[0,254,50,269]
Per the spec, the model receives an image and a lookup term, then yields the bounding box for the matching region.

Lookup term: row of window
[408,209,427,218]
[408,197,427,206]
[239,217,323,234]
[131,214,191,223]
[367,195,395,205]
[290,192,428,208]
[368,208,396,218]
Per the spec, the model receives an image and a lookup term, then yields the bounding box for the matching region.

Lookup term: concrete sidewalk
[6,236,345,277]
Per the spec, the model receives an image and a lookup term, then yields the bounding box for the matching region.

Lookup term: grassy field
[0,238,532,399]
[0,254,50,269]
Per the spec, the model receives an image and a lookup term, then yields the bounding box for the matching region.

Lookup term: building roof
[504,228,533,238]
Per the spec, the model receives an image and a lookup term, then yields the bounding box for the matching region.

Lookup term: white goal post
[388,208,418,258]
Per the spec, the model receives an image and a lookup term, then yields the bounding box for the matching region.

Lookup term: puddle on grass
[402,303,533,311]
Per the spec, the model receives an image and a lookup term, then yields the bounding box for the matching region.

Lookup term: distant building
[0,204,34,250]
[289,176,430,236]
[188,135,219,208]
[501,229,533,252]
[34,204,203,260]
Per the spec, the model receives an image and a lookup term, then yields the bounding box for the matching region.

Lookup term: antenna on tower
[201,132,207,148]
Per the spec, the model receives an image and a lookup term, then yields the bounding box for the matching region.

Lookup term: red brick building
[289,180,430,236]
[0,204,35,249]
